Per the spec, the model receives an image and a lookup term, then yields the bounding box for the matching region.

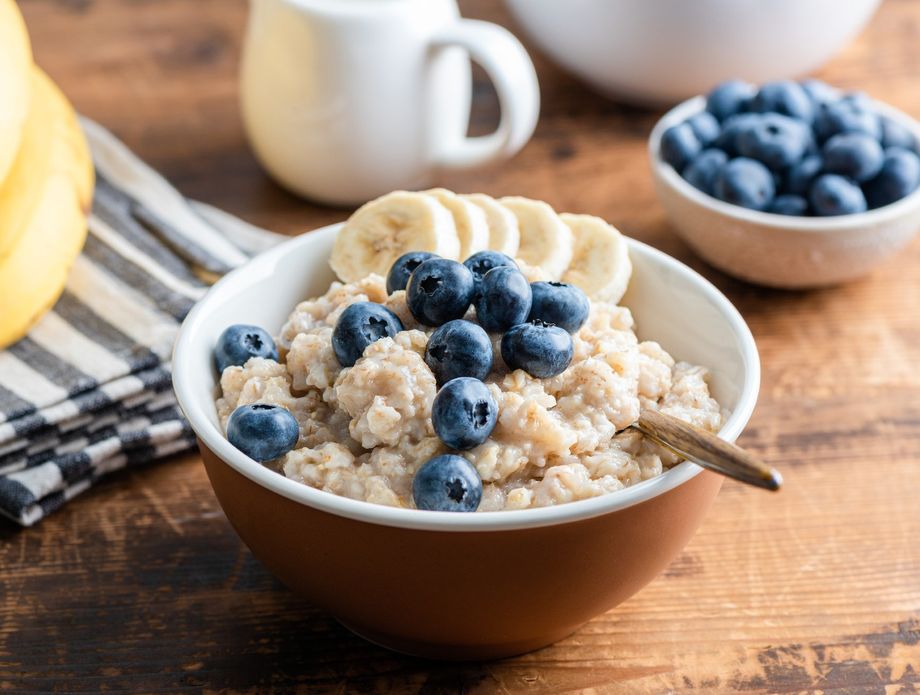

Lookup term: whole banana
[0,67,94,349]
[0,0,32,185]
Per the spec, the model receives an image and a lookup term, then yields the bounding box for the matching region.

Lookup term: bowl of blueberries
[650,79,920,288]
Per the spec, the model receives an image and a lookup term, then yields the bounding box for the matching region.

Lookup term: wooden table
[4,0,919,691]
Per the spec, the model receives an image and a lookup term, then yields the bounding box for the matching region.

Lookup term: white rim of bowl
[649,95,920,231]
[173,224,760,533]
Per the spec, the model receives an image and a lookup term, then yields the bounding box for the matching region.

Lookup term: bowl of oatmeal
[173,215,759,659]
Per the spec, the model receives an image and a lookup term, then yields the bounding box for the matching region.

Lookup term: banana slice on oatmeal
[424,188,490,259]
[498,196,573,279]
[461,193,520,257]
[560,213,632,303]
[330,190,460,282]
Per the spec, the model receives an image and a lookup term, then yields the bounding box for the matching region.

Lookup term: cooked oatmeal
[216,265,725,511]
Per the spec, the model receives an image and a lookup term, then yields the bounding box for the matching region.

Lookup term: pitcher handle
[430,19,540,170]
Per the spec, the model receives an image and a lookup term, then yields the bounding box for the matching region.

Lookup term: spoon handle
[632,410,782,491]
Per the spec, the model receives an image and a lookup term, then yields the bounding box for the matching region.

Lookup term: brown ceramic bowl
[173,223,759,660]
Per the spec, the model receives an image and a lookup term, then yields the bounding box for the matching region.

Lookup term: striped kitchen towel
[0,119,286,526]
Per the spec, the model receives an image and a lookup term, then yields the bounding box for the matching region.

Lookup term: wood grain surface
[3,0,920,691]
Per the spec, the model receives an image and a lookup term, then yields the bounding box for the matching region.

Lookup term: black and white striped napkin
[0,119,285,526]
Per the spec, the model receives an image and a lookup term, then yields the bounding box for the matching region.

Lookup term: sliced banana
[498,196,573,279]
[462,193,520,257]
[560,213,632,303]
[424,188,489,260]
[331,190,459,282]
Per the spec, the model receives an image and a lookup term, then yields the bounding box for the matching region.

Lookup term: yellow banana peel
[0,0,32,185]
[0,67,94,349]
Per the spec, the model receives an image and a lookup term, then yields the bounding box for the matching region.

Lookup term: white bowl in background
[503,0,881,105]
[649,96,920,289]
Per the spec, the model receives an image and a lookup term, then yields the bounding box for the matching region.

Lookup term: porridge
[215,191,724,512]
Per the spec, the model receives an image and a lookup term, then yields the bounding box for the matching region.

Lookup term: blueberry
[431,377,498,451]
[683,148,728,195]
[227,403,299,462]
[705,80,754,122]
[412,454,482,512]
[800,78,838,106]
[332,301,403,367]
[822,132,885,182]
[750,80,814,123]
[528,281,590,334]
[214,324,278,373]
[864,147,920,208]
[686,111,720,146]
[406,258,474,326]
[501,320,574,378]
[713,157,776,210]
[474,266,532,333]
[425,319,493,385]
[463,250,517,285]
[714,113,761,156]
[737,113,810,171]
[767,194,809,216]
[464,250,518,305]
[880,117,917,151]
[785,154,823,195]
[814,98,882,142]
[660,123,702,171]
[809,174,868,216]
[841,91,873,110]
[386,251,438,294]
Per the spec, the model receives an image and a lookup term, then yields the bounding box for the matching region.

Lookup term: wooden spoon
[632,410,782,491]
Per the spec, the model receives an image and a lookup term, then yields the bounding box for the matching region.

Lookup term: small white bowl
[649,96,920,288]
[504,0,881,105]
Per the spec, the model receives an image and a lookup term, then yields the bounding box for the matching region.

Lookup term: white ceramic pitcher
[241,0,540,206]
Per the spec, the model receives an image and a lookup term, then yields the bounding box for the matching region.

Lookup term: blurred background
[18,0,909,243]
[3,0,919,691]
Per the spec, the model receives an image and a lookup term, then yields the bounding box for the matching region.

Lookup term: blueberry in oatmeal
[463,249,517,294]
[412,454,483,512]
[425,319,493,384]
[332,301,404,367]
[501,319,573,378]
[214,324,278,373]
[528,281,589,334]
[432,376,498,450]
[474,265,532,333]
[406,258,475,326]
[227,403,299,462]
[386,251,438,294]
